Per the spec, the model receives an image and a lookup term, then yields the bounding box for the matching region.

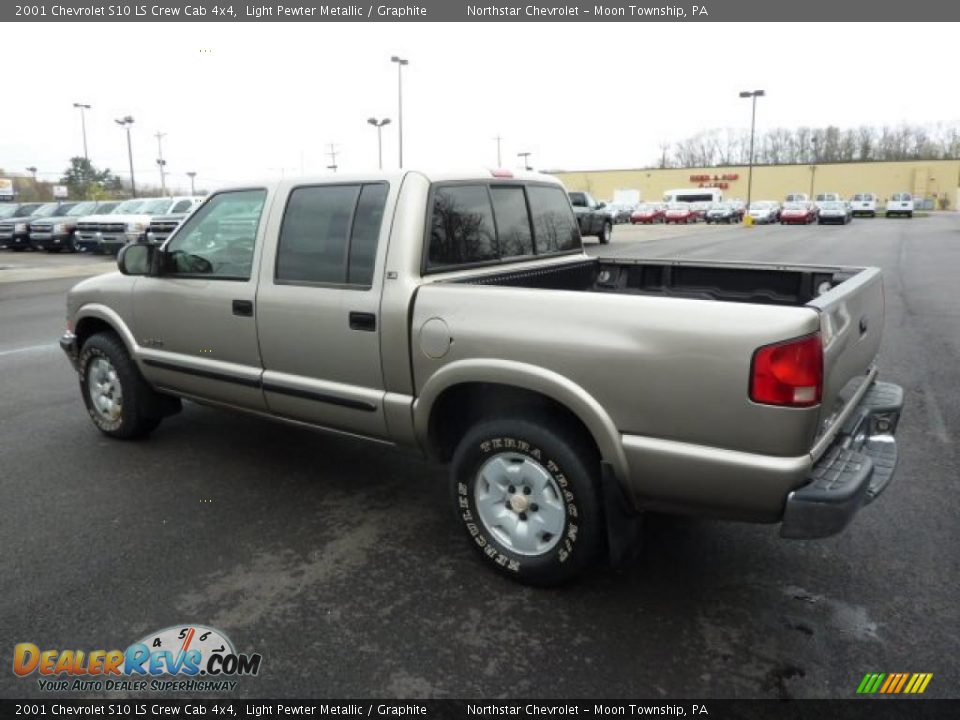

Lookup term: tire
[450,414,604,586]
[598,222,612,244]
[907,211,913,219]
[78,332,168,439]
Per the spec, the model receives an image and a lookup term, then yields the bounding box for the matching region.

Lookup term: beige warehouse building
[552,159,960,210]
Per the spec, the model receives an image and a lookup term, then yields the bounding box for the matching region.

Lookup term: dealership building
[551,158,960,209]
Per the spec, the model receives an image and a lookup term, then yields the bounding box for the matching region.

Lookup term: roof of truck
[211,169,562,193]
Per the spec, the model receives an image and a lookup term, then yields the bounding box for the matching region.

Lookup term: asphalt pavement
[1,215,957,699]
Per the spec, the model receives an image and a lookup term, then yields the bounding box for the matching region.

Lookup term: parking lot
[1,214,957,699]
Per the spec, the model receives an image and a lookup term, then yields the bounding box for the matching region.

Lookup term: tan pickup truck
[60,170,904,585]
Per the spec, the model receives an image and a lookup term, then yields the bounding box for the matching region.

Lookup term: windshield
[821,202,844,211]
[783,203,803,211]
[710,203,731,211]
[65,202,98,217]
[13,203,43,218]
[852,194,865,201]
[140,198,173,213]
[33,203,62,218]
[750,202,771,211]
[112,200,147,214]
[95,201,120,214]
[0,204,18,219]
[634,204,652,212]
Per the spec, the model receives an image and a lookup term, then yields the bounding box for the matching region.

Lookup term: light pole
[390,56,409,168]
[738,90,765,212]
[115,116,137,198]
[494,135,503,166]
[367,117,391,170]
[73,103,92,161]
[518,152,532,171]
[809,136,819,199]
[155,132,167,196]
[26,166,37,181]
[186,171,197,195]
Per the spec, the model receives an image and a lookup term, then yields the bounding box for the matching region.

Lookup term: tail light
[750,333,822,407]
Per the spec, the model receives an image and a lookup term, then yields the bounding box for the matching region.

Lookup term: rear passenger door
[255,182,391,438]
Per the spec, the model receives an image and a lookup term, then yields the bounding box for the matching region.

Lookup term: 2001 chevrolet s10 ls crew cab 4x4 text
[60,169,904,585]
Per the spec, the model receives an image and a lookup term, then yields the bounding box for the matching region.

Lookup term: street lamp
[738,90,765,212]
[115,116,137,198]
[73,103,92,161]
[155,132,168,196]
[186,171,197,195]
[26,166,37,181]
[367,117,391,170]
[809,136,819,198]
[518,151,532,171]
[390,56,409,168]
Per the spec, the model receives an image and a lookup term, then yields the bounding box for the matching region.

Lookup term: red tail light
[750,333,823,407]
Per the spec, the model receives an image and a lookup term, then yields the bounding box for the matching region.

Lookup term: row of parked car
[0,196,204,254]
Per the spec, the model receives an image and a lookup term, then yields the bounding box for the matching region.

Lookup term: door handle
[232,299,253,317]
[349,311,376,332]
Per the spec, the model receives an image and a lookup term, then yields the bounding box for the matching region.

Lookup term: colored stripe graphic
[857,672,933,694]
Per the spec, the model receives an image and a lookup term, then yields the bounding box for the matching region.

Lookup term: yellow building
[552,159,960,210]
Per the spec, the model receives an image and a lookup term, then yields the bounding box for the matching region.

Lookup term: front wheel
[79,332,168,439]
[450,415,604,586]
[598,222,612,244]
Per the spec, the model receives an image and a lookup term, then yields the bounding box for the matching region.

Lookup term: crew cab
[145,197,205,244]
[568,191,613,244]
[75,196,201,254]
[886,192,914,218]
[60,170,904,586]
[0,202,60,250]
[29,200,120,252]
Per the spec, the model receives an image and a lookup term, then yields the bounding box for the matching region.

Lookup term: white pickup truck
[60,169,904,585]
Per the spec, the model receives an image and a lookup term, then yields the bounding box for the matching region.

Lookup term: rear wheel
[598,221,612,244]
[450,415,604,586]
[78,332,171,439]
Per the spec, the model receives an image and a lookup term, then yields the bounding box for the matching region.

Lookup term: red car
[630,203,663,224]
[663,202,696,224]
[780,202,816,225]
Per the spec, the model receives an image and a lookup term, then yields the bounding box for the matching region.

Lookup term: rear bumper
[780,381,903,539]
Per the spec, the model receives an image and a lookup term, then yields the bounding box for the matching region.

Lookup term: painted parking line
[0,343,58,358]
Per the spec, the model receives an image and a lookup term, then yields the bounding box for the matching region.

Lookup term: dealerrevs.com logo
[13,625,262,693]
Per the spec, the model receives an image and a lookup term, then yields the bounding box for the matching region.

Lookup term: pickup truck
[60,170,904,585]
[568,191,613,244]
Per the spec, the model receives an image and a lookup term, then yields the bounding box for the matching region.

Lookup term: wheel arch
[74,304,139,357]
[414,359,629,482]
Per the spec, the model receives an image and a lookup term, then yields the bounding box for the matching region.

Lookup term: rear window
[426,183,580,271]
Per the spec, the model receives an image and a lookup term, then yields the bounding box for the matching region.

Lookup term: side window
[277,185,360,284]
[276,183,388,287]
[490,186,534,258]
[527,185,582,253]
[568,192,587,208]
[171,200,194,213]
[428,185,497,269]
[164,189,266,279]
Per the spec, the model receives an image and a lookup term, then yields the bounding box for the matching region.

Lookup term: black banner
[1,700,958,720]
[4,0,957,23]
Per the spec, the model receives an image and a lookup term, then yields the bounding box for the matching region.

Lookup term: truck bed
[455,256,857,307]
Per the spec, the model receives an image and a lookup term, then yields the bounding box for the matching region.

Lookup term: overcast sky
[2,22,957,193]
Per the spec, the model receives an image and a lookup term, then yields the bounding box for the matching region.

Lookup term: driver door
[133,188,271,410]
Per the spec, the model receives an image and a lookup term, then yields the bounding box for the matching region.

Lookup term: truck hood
[77,213,153,224]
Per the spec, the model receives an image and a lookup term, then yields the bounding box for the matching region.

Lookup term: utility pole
[494,135,503,166]
[517,151,532,171]
[326,144,339,173]
[73,103,92,161]
[155,132,168,196]
[390,56,409,168]
[26,166,38,181]
[115,116,137,198]
[186,171,197,195]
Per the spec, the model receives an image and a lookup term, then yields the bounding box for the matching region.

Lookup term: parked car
[780,202,817,225]
[145,197,205,244]
[747,201,779,224]
[568,191,613,244]
[29,200,121,253]
[663,202,696,224]
[690,201,711,220]
[850,193,878,217]
[76,197,201,254]
[885,192,914,218]
[818,201,853,225]
[59,169,902,586]
[815,193,843,214]
[603,202,633,225]
[704,202,741,224]
[0,202,61,250]
[629,203,663,224]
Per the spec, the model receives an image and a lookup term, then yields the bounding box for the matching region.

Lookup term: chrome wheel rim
[474,452,566,556]
[87,356,123,423]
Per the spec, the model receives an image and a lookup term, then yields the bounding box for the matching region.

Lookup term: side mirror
[117,243,157,276]
[596,201,606,209]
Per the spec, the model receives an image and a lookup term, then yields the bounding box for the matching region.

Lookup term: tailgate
[808,267,885,448]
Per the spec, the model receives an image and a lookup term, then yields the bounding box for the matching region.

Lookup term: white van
[785,192,809,203]
[850,193,877,217]
[886,192,914,218]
